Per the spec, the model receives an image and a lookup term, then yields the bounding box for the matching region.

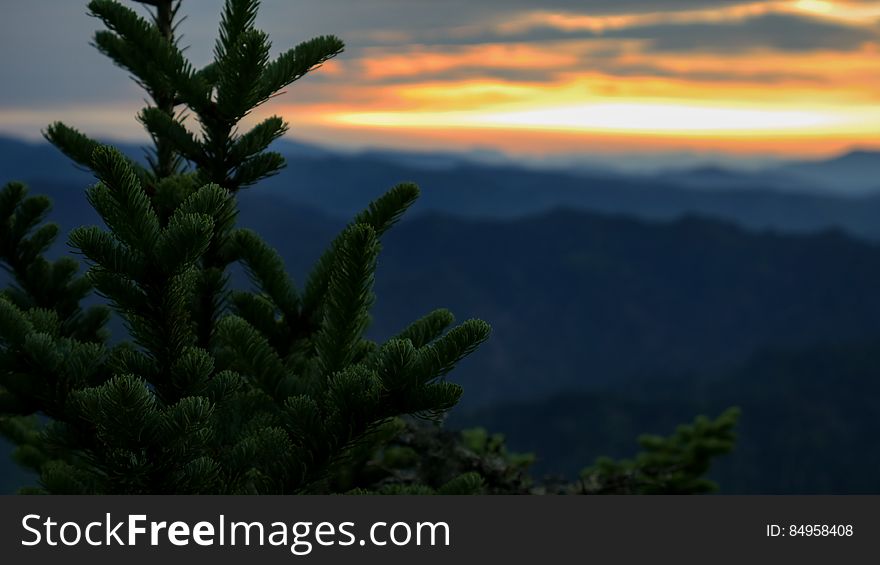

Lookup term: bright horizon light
[330,103,849,136]
[795,0,835,14]
[472,104,841,133]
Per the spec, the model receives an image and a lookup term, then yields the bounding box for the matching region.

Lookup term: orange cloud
[495,2,778,35]
[493,1,880,36]
[360,44,581,80]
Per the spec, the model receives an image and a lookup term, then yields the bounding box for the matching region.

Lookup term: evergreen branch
[374,345,467,416]
[160,395,215,451]
[170,456,221,494]
[230,116,288,163]
[351,183,421,237]
[313,224,379,376]
[232,229,299,318]
[21,334,64,382]
[281,395,322,455]
[230,151,286,189]
[48,259,81,292]
[71,374,159,448]
[0,184,104,341]
[54,339,109,392]
[155,212,214,274]
[69,226,146,280]
[579,408,740,495]
[144,269,202,374]
[216,28,271,120]
[194,61,219,88]
[6,417,54,472]
[0,296,33,347]
[393,309,455,349]
[44,122,150,182]
[88,146,161,251]
[67,306,113,345]
[192,266,231,350]
[19,224,59,264]
[88,0,180,73]
[107,346,156,383]
[201,370,243,406]
[0,185,56,278]
[138,106,205,166]
[173,184,238,350]
[303,183,419,315]
[25,309,61,338]
[409,381,463,416]
[93,29,171,102]
[437,472,484,495]
[257,35,345,103]
[9,196,51,244]
[228,426,298,493]
[88,268,148,313]
[415,319,491,381]
[100,0,184,179]
[325,364,382,433]
[229,292,281,344]
[214,0,260,63]
[88,0,208,112]
[216,315,291,401]
[0,182,26,220]
[37,460,94,494]
[43,122,102,172]
[176,183,238,236]
[375,339,418,393]
[150,173,200,219]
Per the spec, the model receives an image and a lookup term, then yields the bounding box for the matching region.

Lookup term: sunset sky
[3,0,880,164]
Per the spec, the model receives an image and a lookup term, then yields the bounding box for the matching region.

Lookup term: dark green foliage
[353,419,533,495]
[0,0,487,494]
[323,411,738,495]
[0,182,109,343]
[578,408,740,494]
[313,224,381,376]
[302,182,419,321]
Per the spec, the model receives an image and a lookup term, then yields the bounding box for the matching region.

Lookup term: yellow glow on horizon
[791,0,880,21]
[472,104,840,133]
[282,112,880,160]
[330,102,858,137]
[795,0,835,14]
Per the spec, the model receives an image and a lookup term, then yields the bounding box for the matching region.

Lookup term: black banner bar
[1,496,876,564]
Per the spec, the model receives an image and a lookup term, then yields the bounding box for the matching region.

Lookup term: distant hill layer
[362,210,880,406]
[6,136,880,241]
[251,153,880,241]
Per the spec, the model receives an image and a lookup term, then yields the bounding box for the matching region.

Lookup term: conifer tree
[0,0,737,495]
[0,0,488,494]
